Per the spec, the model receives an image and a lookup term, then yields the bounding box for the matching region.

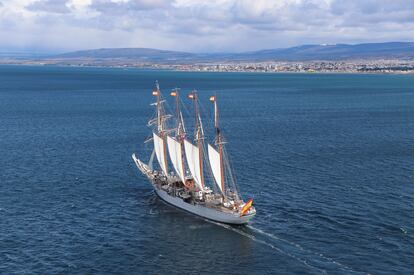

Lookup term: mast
[210,95,225,195]
[170,89,186,182]
[152,81,168,175]
[171,88,185,136]
[153,81,162,132]
[188,91,205,189]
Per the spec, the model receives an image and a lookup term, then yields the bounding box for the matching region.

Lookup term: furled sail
[208,144,223,193]
[184,139,203,190]
[167,136,185,183]
[153,132,168,176]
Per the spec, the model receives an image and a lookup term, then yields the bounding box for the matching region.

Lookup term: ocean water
[0,65,413,274]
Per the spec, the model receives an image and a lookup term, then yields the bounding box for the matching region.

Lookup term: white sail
[208,144,223,193]
[148,148,155,170]
[167,136,185,183]
[153,133,168,176]
[184,139,203,190]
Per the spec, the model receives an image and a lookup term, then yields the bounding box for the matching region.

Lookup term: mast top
[170,88,185,138]
[152,81,165,133]
[170,87,179,99]
[188,89,197,100]
[209,95,223,145]
[187,90,204,141]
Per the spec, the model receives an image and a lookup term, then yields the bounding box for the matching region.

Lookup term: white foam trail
[149,209,158,215]
[205,220,327,273]
[400,227,407,234]
[247,225,360,274]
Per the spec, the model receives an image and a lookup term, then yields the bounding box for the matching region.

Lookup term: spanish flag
[240,198,253,217]
[209,96,215,102]
[152,90,159,96]
[170,91,177,97]
[188,93,195,99]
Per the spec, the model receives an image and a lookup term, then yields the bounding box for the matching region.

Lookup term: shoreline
[1,61,414,75]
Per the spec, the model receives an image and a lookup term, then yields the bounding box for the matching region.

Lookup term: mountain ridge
[51,42,414,62]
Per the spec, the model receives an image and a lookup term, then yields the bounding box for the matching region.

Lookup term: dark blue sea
[1,65,413,274]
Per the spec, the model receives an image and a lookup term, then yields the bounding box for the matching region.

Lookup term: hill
[51,42,414,63]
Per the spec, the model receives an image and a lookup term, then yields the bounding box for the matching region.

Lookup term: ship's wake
[205,220,362,274]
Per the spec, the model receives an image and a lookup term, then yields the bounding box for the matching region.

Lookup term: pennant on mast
[171,88,185,137]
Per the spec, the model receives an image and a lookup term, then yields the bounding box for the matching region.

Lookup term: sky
[0,0,414,53]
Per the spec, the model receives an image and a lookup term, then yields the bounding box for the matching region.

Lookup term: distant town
[150,60,414,74]
[1,59,414,74]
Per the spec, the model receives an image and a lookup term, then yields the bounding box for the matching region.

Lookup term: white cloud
[0,0,413,52]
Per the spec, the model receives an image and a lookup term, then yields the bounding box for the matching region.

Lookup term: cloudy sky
[0,0,414,53]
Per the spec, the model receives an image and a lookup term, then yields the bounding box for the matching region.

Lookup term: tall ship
[132,82,256,225]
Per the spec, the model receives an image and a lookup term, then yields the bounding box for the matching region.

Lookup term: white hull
[154,185,254,225]
[132,154,255,225]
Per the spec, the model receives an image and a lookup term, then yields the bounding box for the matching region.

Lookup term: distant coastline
[2,42,414,74]
[1,59,414,74]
